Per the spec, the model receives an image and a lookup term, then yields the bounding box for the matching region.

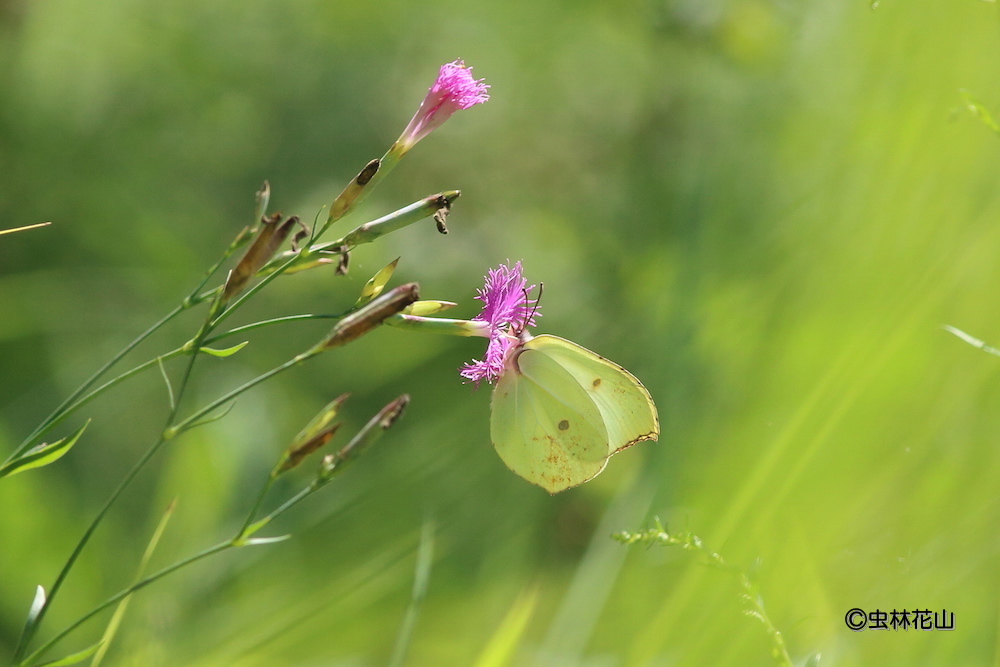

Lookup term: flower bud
[403,300,458,316]
[340,191,460,248]
[395,60,490,155]
[274,394,350,475]
[320,395,409,479]
[318,283,419,350]
[384,314,490,337]
[222,213,299,302]
[327,158,381,226]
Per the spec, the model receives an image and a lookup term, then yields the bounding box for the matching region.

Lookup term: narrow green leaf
[0,421,90,480]
[157,356,175,412]
[199,341,250,358]
[354,258,399,307]
[13,586,46,667]
[243,535,291,546]
[35,641,103,667]
[26,585,46,631]
[389,520,436,667]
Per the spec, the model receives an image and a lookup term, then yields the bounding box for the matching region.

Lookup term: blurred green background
[2,0,1000,664]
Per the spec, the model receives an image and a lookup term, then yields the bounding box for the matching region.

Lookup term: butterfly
[490,334,659,494]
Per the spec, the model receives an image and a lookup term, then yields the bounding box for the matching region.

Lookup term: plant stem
[261,484,315,524]
[203,313,344,346]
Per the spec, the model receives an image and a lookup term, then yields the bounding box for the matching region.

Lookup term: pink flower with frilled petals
[398,60,490,151]
[461,262,539,385]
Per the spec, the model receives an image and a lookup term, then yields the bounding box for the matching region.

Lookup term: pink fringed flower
[397,60,490,152]
[461,262,539,385]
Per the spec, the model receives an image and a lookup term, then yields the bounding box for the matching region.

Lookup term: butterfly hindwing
[491,346,610,494]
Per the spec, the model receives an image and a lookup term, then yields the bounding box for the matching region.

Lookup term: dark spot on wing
[592,378,602,388]
[558,419,569,430]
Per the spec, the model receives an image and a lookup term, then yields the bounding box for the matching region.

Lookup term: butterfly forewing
[526,335,659,454]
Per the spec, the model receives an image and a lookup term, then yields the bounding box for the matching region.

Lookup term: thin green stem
[13,219,331,661]
[8,228,246,466]
[13,437,165,662]
[15,249,314,657]
[203,313,344,346]
[185,228,252,306]
[10,205,315,470]
[192,285,223,306]
[261,484,316,525]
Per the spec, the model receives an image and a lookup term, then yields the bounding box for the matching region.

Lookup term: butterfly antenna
[523,282,543,330]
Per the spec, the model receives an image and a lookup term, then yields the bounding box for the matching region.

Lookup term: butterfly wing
[526,335,659,454]
[491,346,610,494]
